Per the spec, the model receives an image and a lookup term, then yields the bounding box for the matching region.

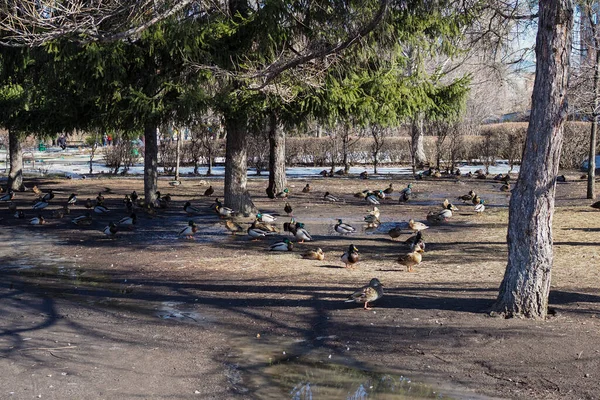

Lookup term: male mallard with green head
[335,219,356,234]
[179,220,198,239]
[269,239,293,251]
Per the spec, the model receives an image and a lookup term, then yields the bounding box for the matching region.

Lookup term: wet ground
[1,172,599,399]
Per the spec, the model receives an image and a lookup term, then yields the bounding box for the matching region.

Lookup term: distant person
[102,134,108,146]
[57,134,67,150]
[107,134,113,146]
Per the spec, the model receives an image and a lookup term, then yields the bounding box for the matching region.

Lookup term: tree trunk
[175,127,181,180]
[224,113,256,215]
[493,0,573,319]
[144,123,159,206]
[266,112,286,199]
[7,130,24,191]
[207,152,213,176]
[373,150,379,174]
[411,115,427,167]
[587,27,600,199]
[342,126,350,175]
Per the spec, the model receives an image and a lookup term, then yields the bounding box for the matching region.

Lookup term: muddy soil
[1,171,599,399]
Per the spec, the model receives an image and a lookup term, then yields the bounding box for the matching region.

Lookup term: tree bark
[175,127,181,181]
[144,123,159,205]
[587,18,600,199]
[224,113,256,214]
[411,115,427,167]
[266,112,286,199]
[7,130,24,191]
[342,125,350,175]
[493,0,573,319]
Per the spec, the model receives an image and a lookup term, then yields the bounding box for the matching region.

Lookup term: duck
[294,222,312,243]
[103,222,118,236]
[41,190,54,202]
[324,192,340,202]
[474,199,485,214]
[154,191,170,209]
[276,188,289,199]
[345,278,384,310]
[14,210,25,219]
[94,204,110,214]
[204,185,214,196]
[493,174,504,181]
[29,215,46,225]
[32,185,42,196]
[383,183,394,195]
[302,184,311,193]
[500,183,511,192]
[168,180,182,187]
[427,211,445,223]
[85,198,94,209]
[335,219,356,234]
[408,219,429,232]
[225,220,244,235]
[359,171,369,179]
[398,183,412,202]
[556,175,567,182]
[284,202,293,216]
[354,190,372,199]
[96,192,105,204]
[375,190,386,200]
[72,213,93,226]
[179,220,198,239]
[397,251,422,272]
[387,225,404,240]
[118,213,137,228]
[8,201,17,212]
[32,200,49,210]
[367,206,380,220]
[502,174,511,183]
[247,225,276,240]
[257,212,277,223]
[0,190,15,202]
[283,218,297,236]
[184,201,203,216]
[124,197,134,213]
[301,248,325,260]
[130,191,138,203]
[341,244,359,268]
[442,199,459,211]
[252,219,278,233]
[67,193,77,205]
[269,239,293,251]
[210,197,222,211]
[51,208,66,219]
[591,200,600,209]
[437,204,454,220]
[365,194,380,205]
[216,205,234,218]
[363,214,379,225]
[458,190,475,203]
[407,231,425,253]
[472,193,481,206]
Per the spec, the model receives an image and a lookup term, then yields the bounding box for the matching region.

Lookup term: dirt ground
[1,171,599,400]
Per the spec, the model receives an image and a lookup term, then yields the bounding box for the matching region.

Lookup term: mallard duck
[32,200,49,210]
[294,222,312,243]
[591,200,600,209]
[0,191,15,202]
[302,184,311,193]
[154,191,170,209]
[96,192,105,204]
[269,239,293,251]
[184,201,202,216]
[500,183,511,192]
[41,190,54,202]
[319,169,330,177]
[118,213,137,228]
[124,198,134,213]
[398,184,412,202]
[383,183,394,195]
[276,188,289,199]
[252,219,278,233]
[51,208,65,219]
[365,194,380,205]
[493,174,504,181]
[14,210,25,219]
[72,213,93,226]
[324,192,340,202]
[29,215,45,225]
[442,199,459,211]
[209,197,222,211]
[204,185,214,196]
[284,202,293,216]
[283,218,297,236]
[130,191,138,203]
[247,225,275,239]
[415,172,423,180]
[257,212,276,223]
[397,251,422,272]
[85,198,94,209]
[341,244,359,268]
[476,173,487,180]
[32,185,42,196]
[67,193,77,205]
[474,199,485,214]
[363,214,379,224]
[367,206,380,219]
[472,193,481,206]
[433,170,442,178]
[408,219,429,232]
[8,201,17,212]
[168,180,181,187]
[427,211,445,223]
[216,205,234,218]
[556,175,567,182]
[103,222,118,236]
[335,219,356,234]
[407,231,425,253]
[179,220,198,239]
[458,190,475,202]
[345,278,384,310]
[225,220,244,235]
[502,174,511,183]
[438,204,454,220]
[301,248,324,260]
[375,190,385,200]
[388,225,404,240]
[359,171,369,179]
[94,204,110,214]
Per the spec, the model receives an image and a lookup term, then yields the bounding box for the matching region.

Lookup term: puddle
[155,301,213,325]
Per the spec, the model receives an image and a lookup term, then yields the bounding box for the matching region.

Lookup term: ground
[1,172,599,400]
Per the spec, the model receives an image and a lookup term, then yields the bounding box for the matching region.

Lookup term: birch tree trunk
[7,130,24,191]
[266,112,286,199]
[144,123,159,205]
[224,113,256,214]
[493,0,573,319]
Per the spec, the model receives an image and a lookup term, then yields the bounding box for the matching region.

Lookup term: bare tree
[370,125,388,174]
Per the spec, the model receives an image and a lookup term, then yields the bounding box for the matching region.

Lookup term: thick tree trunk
[411,115,427,167]
[224,114,256,215]
[7,130,24,191]
[493,0,573,319]
[144,123,159,206]
[587,35,599,199]
[266,113,286,199]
